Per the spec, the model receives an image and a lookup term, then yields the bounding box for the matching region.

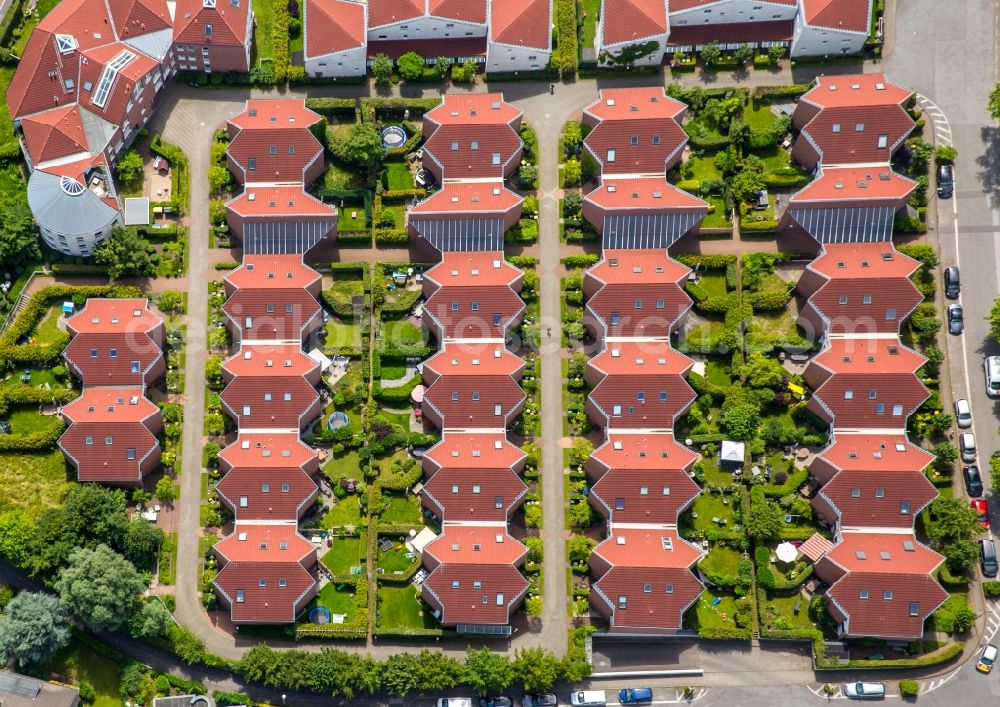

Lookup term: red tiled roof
[424,124,522,180]
[591,468,700,525]
[367,0,422,28]
[584,116,688,176]
[229,100,322,131]
[215,524,314,563]
[225,255,321,291]
[489,0,550,49]
[226,122,324,185]
[39,0,115,48]
[367,37,486,60]
[66,298,162,335]
[791,166,915,203]
[20,105,90,165]
[8,31,75,120]
[586,177,707,211]
[811,338,924,376]
[424,286,525,340]
[424,526,527,565]
[589,375,695,430]
[799,104,914,166]
[174,0,251,46]
[423,432,525,471]
[107,0,172,38]
[584,88,685,123]
[217,466,318,520]
[214,561,315,623]
[666,19,793,46]
[589,342,692,376]
[805,277,923,336]
[222,344,318,378]
[826,569,947,639]
[227,186,337,217]
[426,252,522,288]
[809,242,918,280]
[671,0,794,7]
[223,288,322,341]
[63,333,163,386]
[423,374,526,428]
[592,565,702,631]
[424,342,524,378]
[818,471,937,528]
[585,285,692,338]
[423,467,527,522]
[220,375,320,429]
[219,432,317,470]
[78,42,157,124]
[601,0,666,47]
[801,0,871,33]
[817,433,933,474]
[423,563,528,625]
[429,0,486,24]
[827,533,942,580]
[426,94,521,128]
[410,181,521,216]
[588,248,689,284]
[593,528,701,569]
[304,0,365,57]
[60,388,159,483]
[590,433,698,472]
[801,74,911,110]
[810,371,927,428]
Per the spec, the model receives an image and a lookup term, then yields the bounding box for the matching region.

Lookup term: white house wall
[790,12,866,56]
[486,41,550,72]
[367,15,486,41]
[305,45,367,77]
[668,0,796,27]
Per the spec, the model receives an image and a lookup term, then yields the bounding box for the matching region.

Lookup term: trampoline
[309,606,331,624]
[381,125,407,149]
[328,411,349,430]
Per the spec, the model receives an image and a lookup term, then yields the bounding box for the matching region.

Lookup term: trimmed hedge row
[0,386,77,416]
[372,372,422,404]
[149,134,190,212]
[676,254,737,270]
[304,97,358,119]
[551,0,578,75]
[374,229,408,245]
[0,418,65,451]
[563,254,600,269]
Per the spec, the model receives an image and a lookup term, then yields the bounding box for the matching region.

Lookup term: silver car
[960,432,977,463]
[843,682,885,699]
[954,398,973,429]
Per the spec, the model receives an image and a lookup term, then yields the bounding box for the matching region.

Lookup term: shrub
[551,0,578,75]
[935,145,958,164]
[898,680,918,698]
[397,52,425,81]
[984,581,1000,597]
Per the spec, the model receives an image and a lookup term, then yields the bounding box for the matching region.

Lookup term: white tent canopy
[720,440,745,465]
[775,542,798,564]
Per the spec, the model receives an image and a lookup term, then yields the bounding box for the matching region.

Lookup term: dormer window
[204,24,213,36]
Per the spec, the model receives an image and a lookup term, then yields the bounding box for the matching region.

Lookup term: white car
[954,398,973,429]
[843,682,885,699]
[960,432,977,463]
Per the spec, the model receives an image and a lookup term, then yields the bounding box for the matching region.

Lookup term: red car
[972,499,990,530]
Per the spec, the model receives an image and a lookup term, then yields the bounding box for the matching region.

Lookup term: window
[471,301,479,311]
[105,436,113,445]
[92,50,136,108]
[851,488,861,498]
[288,145,295,155]
[285,303,293,313]
[264,393,272,401]
[839,295,848,304]
[452,580,460,589]
[859,590,869,599]
[630,136,638,145]
[126,448,136,460]
[266,303,275,313]
[900,501,911,514]
[875,403,885,414]
[470,141,479,151]
[278,578,286,587]
[281,483,289,492]
[832,123,841,133]
[248,158,256,170]
[283,392,291,402]
[855,123,864,132]
[615,498,625,510]
[607,149,616,162]
[885,308,896,320]
[269,145,277,155]
[451,392,459,401]
[618,595,627,609]
[258,579,266,587]
[205,24,212,36]
[875,488,885,498]
[643,583,652,593]
[844,390,854,400]
[472,392,480,401]
[665,584,674,593]
[261,483,270,493]
[235,590,245,603]
[612,404,622,416]
[892,404,904,416]
[652,135,660,145]
[862,294,872,304]
[883,590,893,600]
[636,391,645,402]
[494,404,502,416]
[493,313,502,325]
[90,349,98,359]
[85,436,93,445]
[450,302,459,312]
[656,298,664,309]
[634,299,642,309]
[610,312,620,325]
[131,361,140,373]
[909,601,919,616]
[868,390,877,400]
[491,153,500,165]
[877,134,888,148]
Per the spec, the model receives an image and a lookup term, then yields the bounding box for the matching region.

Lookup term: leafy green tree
[699,41,722,66]
[116,150,143,188]
[55,544,145,631]
[62,484,130,551]
[94,226,153,282]
[733,44,754,65]
[989,84,1000,120]
[953,604,977,632]
[208,164,233,193]
[730,157,767,203]
[155,477,178,503]
[906,137,934,174]
[157,290,184,314]
[569,500,596,529]
[412,649,465,690]
[740,351,785,388]
[562,158,582,187]
[714,147,739,175]
[432,56,452,78]
[942,539,979,572]
[168,624,207,665]
[513,646,560,691]
[524,536,543,563]
[932,441,958,472]
[128,599,172,638]
[988,296,1000,342]
[0,196,41,271]
[746,487,782,541]
[562,122,584,156]
[568,535,596,563]
[0,592,70,668]
[372,53,393,85]
[767,44,785,63]
[720,402,760,441]
[123,518,163,568]
[0,511,33,568]
[926,497,980,543]
[518,164,538,189]
[397,52,425,81]
[935,145,957,164]
[330,123,387,181]
[464,647,514,696]
[380,652,421,696]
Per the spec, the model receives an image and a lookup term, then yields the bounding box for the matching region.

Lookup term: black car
[965,465,984,498]
[982,539,999,578]
[481,699,513,707]
[944,266,960,299]
[948,303,964,335]
[521,695,558,707]
[937,163,954,198]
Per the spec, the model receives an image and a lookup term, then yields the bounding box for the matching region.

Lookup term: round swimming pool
[381,125,407,149]
[328,411,349,430]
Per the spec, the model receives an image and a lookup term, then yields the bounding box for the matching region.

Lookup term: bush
[983,581,1000,597]
[898,680,919,698]
[397,52,425,81]
[551,0,578,75]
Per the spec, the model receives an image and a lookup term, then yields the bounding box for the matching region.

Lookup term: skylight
[56,34,77,53]
[92,50,136,109]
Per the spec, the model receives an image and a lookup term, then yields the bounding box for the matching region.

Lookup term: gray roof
[124,28,174,61]
[28,169,119,238]
[153,696,218,707]
[124,197,151,225]
[0,671,79,707]
[78,108,117,158]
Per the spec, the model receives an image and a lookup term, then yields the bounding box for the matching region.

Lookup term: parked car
[937,163,954,198]
[617,689,653,705]
[954,398,973,428]
[438,700,474,707]
[977,644,998,673]
[481,698,513,707]
[948,303,964,335]
[569,692,606,707]
[964,465,984,498]
[843,682,885,699]
[972,498,990,529]
[521,695,557,707]
[960,432,977,463]
[980,539,998,578]
[944,266,960,299]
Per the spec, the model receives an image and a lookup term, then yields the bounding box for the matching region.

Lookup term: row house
[303,0,551,78]
[58,299,165,486]
[222,255,323,344]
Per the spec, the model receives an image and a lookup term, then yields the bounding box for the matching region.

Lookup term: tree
[942,538,979,572]
[464,647,514,696]
[699,41,722,66]
[568,535,596,564]
[451,60,477,84]
[953,604,977,632]
[157,290,184,314]
[94,226,153,282]
[567,436,593,467]
[329,123,386,181]
[767,44,785,63]
[733,44,754,65]
[380,652,421,696]
[208,164,233,193]
[433,56,452,78]
[116,150,143,189]
[396,52,425,81]
[562,158,582,187]
[513,647,560,691]
[720,402,760,441]
[0,196,41,271]
[906,137,934,175]
[123,518,163,567]
[714,147,739,175]
[926,497,980,543]
[524,536,543,563]
[411,649,464,691]
[562,122,584,156]
[740,351,785,388]
[0,592,71,668]
[569,500,596,529]
[62,484,130,551]
[988,295,1000,342]
[155,477,178,503]
[518,164,538,189]
[0,511,33,568]
[730,157,767,203]
[55,544,145,631]
[128,599,172,638]
[935,145,958,164]
[746,487,782,541]
[989,83,1000,120]
[933,441,959,472]
[371,53,393,85]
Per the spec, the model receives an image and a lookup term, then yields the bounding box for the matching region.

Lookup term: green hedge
[983,581,1000,597]
[752,84,812,100]
[50,263,109,275]
[372,373,422,404]
[697,626,752,640]
[381,188,426,201]
[764,172,810,188]
[563,254,600,269]
[740,219,780,233]
[374,229,408,245]
[305,97,358,119]
[747,288,792,311]
[551,0,578,75]
[841,642,963,669]
[149,134,190,212]
[676,254,737,270]
[361,97,440,121]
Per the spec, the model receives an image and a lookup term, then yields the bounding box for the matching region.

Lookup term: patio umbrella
[411,384,426,404]
[775,542,798,564]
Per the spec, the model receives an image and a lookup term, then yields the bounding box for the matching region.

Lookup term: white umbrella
[775,542,798,564]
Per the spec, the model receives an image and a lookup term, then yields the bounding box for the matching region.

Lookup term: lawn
[376,408,412,434]
[384,162,414,191]
[322,164,368,192]
[315,581,360,620]
[0,449,72,518]
[376,583,438,630]
[683,154,725,183]
[321,535,365,575]
[380,361,408,379]
[325,317,362,348]
[323,449,364,480]
[379,493,422,525]
[46,636,120,707]
[252,0,275,60]
[687,590,739,631]
[2,367,63,389]
[685,116,726,143]
[380,204,407,229]
[377,539,417,573]
[7,407,63,435]
[381,319,424,348]
[743,103,780,132]
[703,196,731,229]
[755,146,794,172]
[338,200,368,230]
[28,304,66,346]
[685,493,737,532]
[745,311,813,352]
[764,591,816,630]
[320,496,364,529]
[698,457,732,487]
[699,273,729,299]
[698,545,743,577]
[705,358,732,388]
